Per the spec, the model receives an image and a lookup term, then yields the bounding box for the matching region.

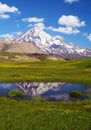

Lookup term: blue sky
[0,0,91,49]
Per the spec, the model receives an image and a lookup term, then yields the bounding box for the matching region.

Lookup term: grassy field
[0,58,91,84]
[0,97,90,130]
[0,57,91,130]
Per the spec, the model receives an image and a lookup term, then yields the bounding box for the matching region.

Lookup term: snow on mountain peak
[15,27,91,58]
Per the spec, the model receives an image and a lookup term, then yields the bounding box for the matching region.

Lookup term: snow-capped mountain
[15,27,91,59]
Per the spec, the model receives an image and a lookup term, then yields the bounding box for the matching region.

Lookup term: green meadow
[0,58,91,84]
[0,58,91,130]
[0,97,90,130]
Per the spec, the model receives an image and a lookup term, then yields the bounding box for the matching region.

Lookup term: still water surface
[0,82,90,101]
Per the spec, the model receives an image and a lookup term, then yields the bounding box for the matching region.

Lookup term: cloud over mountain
[0,0,91,49]
[58,15,85,28]
[48,26,80,34]
[48,15,85,35]
[34,23,45,30]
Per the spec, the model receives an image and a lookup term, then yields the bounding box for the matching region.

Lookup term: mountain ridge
[15,27,91,59]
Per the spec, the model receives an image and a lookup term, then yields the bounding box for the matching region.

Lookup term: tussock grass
[9,90,26,97]
[69,91,83,98]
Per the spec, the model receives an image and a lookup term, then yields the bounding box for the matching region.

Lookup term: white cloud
[48,26,80,34]
[47,15,85,35]
[87,34,91,42]
[0,2,20,19]
[58,15,85,27]
[22,17,44,23]
[22,17,45,30]
[34,23,45,30]
[64,0,79,4]
[0,34,14,39]
[0,14,10,19]
[54,35,64,41]
[0,32,22,39]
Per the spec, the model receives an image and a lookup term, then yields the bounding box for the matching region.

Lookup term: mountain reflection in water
[16,82,88,101]
[16,82,65,96]
[0,82,90,101]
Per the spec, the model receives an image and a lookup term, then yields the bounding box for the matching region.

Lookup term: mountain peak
[15,27,91,59]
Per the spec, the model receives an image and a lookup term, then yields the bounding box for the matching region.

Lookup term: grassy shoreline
[0,58,91,84]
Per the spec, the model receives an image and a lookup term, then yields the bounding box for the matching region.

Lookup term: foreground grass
[0,58,91,84]
[0,97,91,130]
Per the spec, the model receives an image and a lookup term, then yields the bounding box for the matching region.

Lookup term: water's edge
[0,82,90,102]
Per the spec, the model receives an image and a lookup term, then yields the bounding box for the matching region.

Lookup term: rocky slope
[0,41,44,54]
